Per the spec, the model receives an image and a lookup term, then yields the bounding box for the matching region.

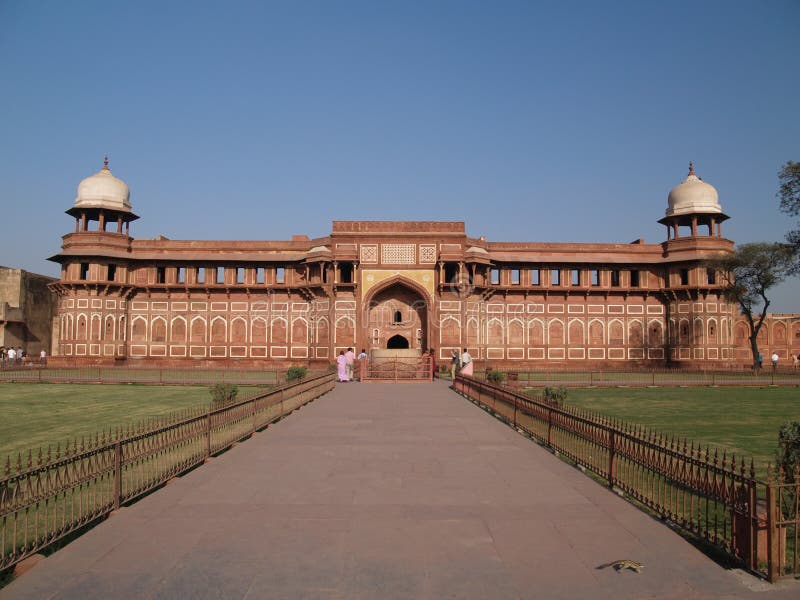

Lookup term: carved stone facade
[47,161,799,367]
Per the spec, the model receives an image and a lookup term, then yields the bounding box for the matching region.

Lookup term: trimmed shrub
[209,383,238,406]
[287,366,308,382]
[544,386,568,407]
[486,370,506,384]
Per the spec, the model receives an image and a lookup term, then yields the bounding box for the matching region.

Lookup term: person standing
[771,352,779,371]
[7,347,15,365]
[336,350,350,382]
[450,349,460,379]
[757,352,763,371]
[460,348,473,377]
[345,347,355,381]
[17,346,23,365]
[357,348,367,381]
[40,349,47,366]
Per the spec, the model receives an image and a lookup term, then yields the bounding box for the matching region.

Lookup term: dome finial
[103,155,109,171]
[688,161,695,176]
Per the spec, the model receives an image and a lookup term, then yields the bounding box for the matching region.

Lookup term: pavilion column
[98,211,106,231]
[691,216,697,237]
[117,216,123,233]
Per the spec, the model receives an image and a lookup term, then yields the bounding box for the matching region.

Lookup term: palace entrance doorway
[365,280,428,353]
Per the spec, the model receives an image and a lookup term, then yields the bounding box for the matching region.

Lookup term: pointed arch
[190,316,207,344]
[104,315,116,341]
[131,316,147,342]
[628,319,643,347]
[487,317,504,346]
[608,319,624,345]
[211,316,227,344]
[507,317,524,346]
[171,316,187,343]
[568,318,584,345]
[271,317,288,345]
[291,317,308,345]
[151,316,167,343]
[707,317,718,344]
[231,317,247,344]
[647,319,663,347]
[693,317,704,344]
[588,318,604,345]
[90,314,102,341]
[528,318,544,345]
[251,317,268,345]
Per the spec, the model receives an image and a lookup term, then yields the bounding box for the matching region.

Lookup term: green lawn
[548,386,799,479]
[0,383,270,462]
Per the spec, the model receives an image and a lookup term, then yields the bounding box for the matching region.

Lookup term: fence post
[113,441,122,510]
[607,429,616,487]
[547,406,553,448]
[765,479,780,582]
[205,407,212,459]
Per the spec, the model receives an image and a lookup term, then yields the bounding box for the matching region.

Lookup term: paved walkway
[2,382,798,599]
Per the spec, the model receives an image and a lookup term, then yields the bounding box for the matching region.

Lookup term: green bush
[287,366,307,382]
[776,421,800,481]
[486,370,506,384]
[544,386,568,407]
[209,383,238,406]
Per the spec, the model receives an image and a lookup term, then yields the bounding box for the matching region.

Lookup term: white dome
[74,157,131,212]
[665,163,722,217]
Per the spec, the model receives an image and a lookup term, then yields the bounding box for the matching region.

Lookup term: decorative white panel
[381,244,415,264]
[419,245,437,263]
[360,244,378,264]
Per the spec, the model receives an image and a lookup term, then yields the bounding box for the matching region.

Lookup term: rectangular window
[571,269,580,286]
[591,269,600,286]
[630,270,639,288]
[107,264,117,282]
[177,267,185,284]
[236,267,244,284]
[490,268,500,285]
[256,267,265,284]
[707,268,716,285]
[610,270,620,287]
[340,263,353,283]
[511,269,520,285]
[680,268,689,285]
[216,267,224,284]
[197,267,205,284]
[444,264,458,284]
[156,267,166,284]
[551,269,560,286]
[531,269,540,286]
[276,267,285,284]
[80,263,89,281]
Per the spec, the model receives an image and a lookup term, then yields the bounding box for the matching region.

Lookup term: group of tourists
[336,347,367,382]
[0,346,47,367]
[450,348,472,378]
[756,351,800,371]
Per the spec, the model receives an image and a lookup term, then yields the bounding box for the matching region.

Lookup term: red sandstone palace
[48,159,799,368]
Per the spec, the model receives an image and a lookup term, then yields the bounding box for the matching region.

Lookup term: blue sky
[1,0,798,311]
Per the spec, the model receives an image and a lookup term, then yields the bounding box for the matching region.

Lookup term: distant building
[47,159,799,367]
[0,266,57,358]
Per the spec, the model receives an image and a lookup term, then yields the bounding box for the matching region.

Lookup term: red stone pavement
[2,381,798,599]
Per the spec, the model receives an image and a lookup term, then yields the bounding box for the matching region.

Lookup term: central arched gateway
[362,277,430,354]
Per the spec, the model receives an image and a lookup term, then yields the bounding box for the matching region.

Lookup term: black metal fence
[0,372,335,572]
[453,375,799,581]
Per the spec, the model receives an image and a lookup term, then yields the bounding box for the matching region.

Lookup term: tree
[712,243,795,369]
[778,160,800,263]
